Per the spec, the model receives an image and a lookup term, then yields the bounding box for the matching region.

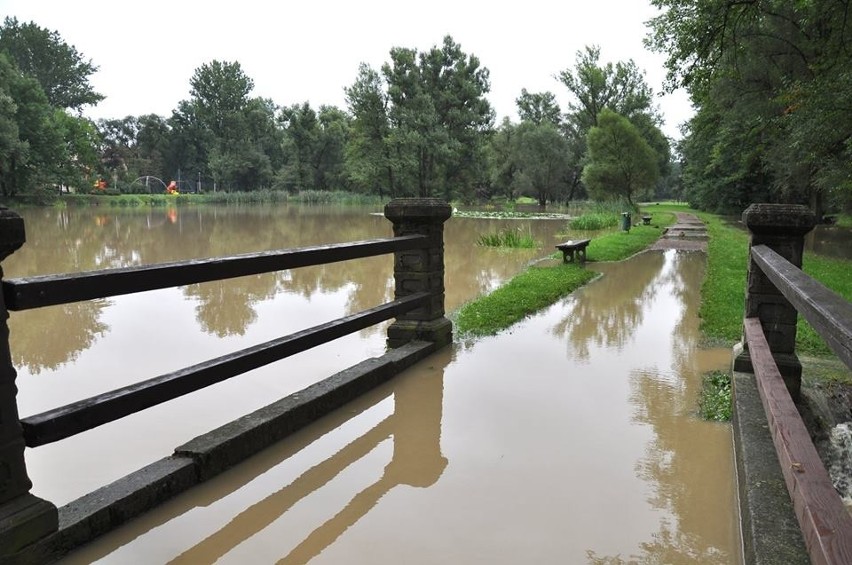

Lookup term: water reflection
[10,302,109,374]
[71,250,738,563]
[581,251,739,563]
[5,206,567,374]
[552,251,664,360]
[7,205,565,506]
[61,348,451,565]
[5,206,740,563]
[805,225,852,260]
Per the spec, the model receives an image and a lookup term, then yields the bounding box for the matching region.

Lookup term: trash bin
[621,212,631,232]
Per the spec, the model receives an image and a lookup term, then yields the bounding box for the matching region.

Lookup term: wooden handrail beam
[21,292,431,447]
[3,235,428,311]
[744,317,852,565]
[751,244,852,370]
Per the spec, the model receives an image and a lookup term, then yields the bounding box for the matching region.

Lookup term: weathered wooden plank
[752,244,852,370]
[20,292,431,447]
[3,235,427,311]
[744,317,852,565]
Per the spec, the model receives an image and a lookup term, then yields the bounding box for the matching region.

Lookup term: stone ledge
[732,367,809,564]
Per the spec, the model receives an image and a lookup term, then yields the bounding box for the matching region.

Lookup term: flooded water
[806,225,852,260]
[5,204,569,506]
[3,205,740,563]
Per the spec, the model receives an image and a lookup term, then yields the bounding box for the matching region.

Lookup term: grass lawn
[686,207,852,357]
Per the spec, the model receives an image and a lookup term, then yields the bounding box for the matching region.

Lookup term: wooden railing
[735,203,852,565]
[0,198,453,559]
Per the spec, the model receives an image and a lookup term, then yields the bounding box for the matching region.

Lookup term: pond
[4,203,741,563]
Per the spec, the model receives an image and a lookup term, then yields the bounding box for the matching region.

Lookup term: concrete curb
[8,341,437,564]
[732,360,809,564]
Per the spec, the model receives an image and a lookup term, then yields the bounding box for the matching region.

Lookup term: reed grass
[476,228,537,248]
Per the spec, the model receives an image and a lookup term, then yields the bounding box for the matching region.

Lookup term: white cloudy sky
[0,0,694,139]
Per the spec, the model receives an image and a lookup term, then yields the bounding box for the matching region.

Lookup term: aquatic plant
[698,370,732,421]
[476,228,537,248]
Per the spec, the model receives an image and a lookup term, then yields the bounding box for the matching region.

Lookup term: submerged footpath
[648,212,708,252]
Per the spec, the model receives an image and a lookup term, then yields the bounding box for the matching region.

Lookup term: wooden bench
[642,215,652,225]
[555,239,590,263]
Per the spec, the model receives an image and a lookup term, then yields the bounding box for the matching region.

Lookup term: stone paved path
[648,212,708,252]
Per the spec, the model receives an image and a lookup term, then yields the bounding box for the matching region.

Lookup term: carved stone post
[0,207,58,555]
[734,203,816,399]
[384,198,453,348]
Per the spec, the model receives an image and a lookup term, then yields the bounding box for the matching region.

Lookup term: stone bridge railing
[733,203,852,565]
[0,198,452,563]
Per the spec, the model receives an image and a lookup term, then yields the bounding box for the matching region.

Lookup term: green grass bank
[453,210,676,337]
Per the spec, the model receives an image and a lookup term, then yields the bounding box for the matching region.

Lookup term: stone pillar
[733,203,816,399]
[0,207,58,555]
[384,198,453,348]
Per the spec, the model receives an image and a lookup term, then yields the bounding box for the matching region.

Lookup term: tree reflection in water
[551,251,664,361]
[584,251,738,564]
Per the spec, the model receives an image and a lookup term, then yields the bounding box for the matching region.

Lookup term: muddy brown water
[4,205,741,563]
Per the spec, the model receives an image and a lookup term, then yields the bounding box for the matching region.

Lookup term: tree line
[0,17,674,207]
[647,0,852,218]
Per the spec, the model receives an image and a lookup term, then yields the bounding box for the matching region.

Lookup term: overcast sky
[1,0,694,140]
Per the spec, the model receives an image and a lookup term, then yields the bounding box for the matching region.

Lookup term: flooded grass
[584,218,674,262]
[454,265,597,336]
[691,211,749,347]
[699,370,733,421]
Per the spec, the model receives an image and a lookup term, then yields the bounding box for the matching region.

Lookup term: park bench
[642,215,652,225]
[555,238,590,264]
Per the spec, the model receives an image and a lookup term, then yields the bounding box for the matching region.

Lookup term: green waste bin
[621,212,631,232]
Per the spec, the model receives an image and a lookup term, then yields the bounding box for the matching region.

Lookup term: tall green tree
[582,109,660,205]
[647,0,852,215]
[0,17,103,111]
[487,118,519,201]
[345,63,394,196]
[167,100,213,190]
[558,46,656,131]
[278,102,349,192]
[190,60,254,136]
[512,121,571,206]
[53,109,100,191]
[382,35,494,199]
[185,60,276,191]
[0,53,65,197]
[516,89,562,127]
[556,46,667,202]
[279,102,319,191]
